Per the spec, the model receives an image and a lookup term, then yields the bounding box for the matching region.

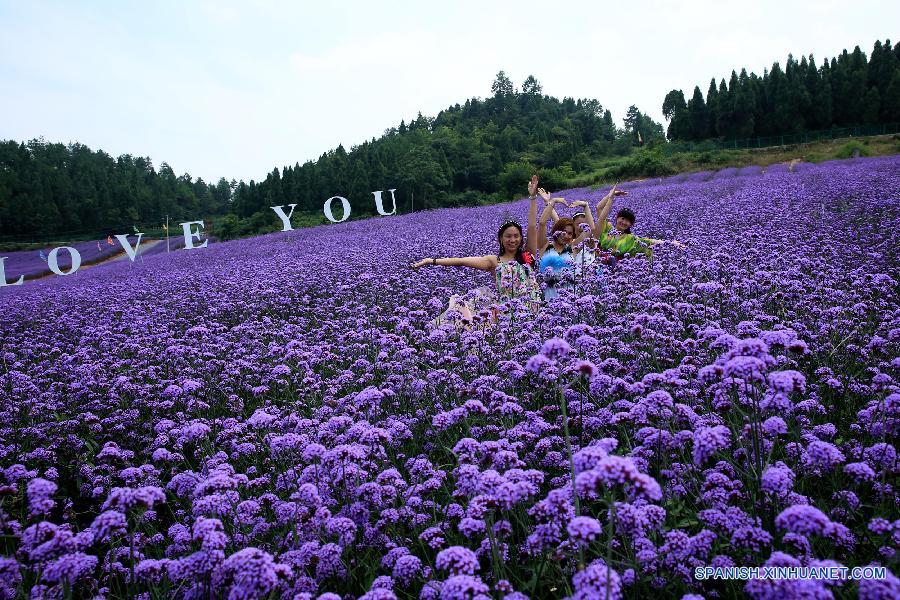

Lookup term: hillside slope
[1,156,898,598]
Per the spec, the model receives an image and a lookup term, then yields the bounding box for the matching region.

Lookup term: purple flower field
[1,156,898,599]
[1,235,191,282]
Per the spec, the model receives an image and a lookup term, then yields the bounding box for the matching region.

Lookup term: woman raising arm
[594,183,627,238]
[527,175,539,257]
[411,180,543,325]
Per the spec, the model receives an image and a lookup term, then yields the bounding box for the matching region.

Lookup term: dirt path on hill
[28,239,164,280]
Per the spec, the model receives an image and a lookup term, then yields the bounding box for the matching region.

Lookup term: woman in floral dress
[411,179,543,326]
[411,219,542,326]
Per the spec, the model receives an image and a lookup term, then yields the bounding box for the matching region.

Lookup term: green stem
[484,512,503,585]
[559,387,581,518]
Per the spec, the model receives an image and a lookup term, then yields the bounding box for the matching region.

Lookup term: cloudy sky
[1,0,896,183]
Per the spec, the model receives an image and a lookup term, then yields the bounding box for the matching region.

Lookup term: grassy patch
[562,133,900,190]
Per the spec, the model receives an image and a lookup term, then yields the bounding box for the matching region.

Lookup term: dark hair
[497,221,530,264]
[616,208,636,233]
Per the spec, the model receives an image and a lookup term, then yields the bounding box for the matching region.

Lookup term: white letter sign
[48,247,82,276]
[115,233,144,261]
[0,257,24,286]
[181,221,208,250]
[270,204,298,232]
[372,189,398,216]
[323,196,351,223]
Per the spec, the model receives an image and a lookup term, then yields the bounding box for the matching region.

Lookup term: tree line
[2,38,896,241]
[0,72,663,240]
[227,72,661,225]
[663,39,900,142]
[0,140,235,241]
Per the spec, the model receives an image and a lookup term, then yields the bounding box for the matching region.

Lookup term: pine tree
[868,40,885,90]
[706,79,719,137]
[733,69,756,138]
[794,57,812,121]
[624,106,642,144]
[767,61,801,133]
[842,47,869,125]
[873,39,898,97]
[491,71,515,97]
[882,70,900,121]
[846,70,868,125]
[716,78,733,137]
[815,63,835,129]
[861,88,881,123]
[850,45,866,72]
[660,39,899,141]
[601,110,616,141]
[830,56,850,125]
[804,55,829,129]
[687,86,709,140]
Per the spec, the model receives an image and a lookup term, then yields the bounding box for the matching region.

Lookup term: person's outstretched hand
[605,184,627,201]
[528,175,539,197]
[410,258,432,269]
[538,188,552,202]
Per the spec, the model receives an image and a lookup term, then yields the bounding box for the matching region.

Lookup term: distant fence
[685,122,900,151]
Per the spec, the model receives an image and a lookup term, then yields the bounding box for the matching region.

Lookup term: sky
[1,0,897,184]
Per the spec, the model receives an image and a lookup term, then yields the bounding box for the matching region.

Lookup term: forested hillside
[0,72,662,241]
[663,39,900,141]
[0,141,235,241]
[2,39,898,243]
